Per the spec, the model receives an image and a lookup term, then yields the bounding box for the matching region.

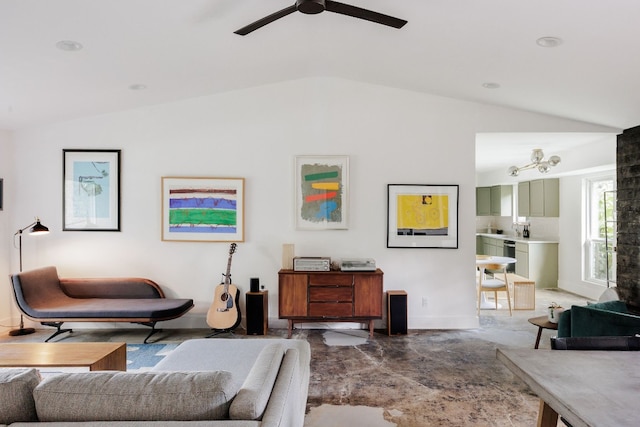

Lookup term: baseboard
[557,279,605,301]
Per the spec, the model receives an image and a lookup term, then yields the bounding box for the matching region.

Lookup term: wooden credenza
[278,269,383,338]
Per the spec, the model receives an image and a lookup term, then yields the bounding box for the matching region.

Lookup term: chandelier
[507,149,561,177]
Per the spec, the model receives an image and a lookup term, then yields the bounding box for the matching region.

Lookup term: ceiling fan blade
[325,0,407,29]
[234,5,297,35]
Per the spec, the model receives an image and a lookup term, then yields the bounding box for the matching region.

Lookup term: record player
[340,258,377,272]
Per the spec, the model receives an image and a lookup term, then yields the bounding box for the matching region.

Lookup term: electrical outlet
[422,296,428,307]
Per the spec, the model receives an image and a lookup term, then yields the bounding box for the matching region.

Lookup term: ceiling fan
[234,0,407,35]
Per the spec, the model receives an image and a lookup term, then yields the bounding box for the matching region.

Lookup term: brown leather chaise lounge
[10,266,194,343]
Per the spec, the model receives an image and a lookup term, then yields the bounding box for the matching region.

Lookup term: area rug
[126,343,178,372]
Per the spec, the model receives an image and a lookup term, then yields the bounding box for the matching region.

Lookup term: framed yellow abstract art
[387,184,459,248]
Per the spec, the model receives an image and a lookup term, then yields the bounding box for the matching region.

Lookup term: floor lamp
[10,217,49,336]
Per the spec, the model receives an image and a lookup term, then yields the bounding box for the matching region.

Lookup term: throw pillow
[0,368,40,424]
[229,343,285,420]
[34,370,236,422]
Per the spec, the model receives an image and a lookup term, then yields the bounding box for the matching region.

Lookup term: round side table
[528,315,559,349]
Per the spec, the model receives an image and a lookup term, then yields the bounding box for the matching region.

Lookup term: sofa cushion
[0,368,40,424]
[34,371,236,422]
[558,301,630,338]
[230,343,284,420]
[586,299,628,313]
[569,304,640,337]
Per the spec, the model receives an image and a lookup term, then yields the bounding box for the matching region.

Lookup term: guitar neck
[222,243,236,291]
[225,259,233,283]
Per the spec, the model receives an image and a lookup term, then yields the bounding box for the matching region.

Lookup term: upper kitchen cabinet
[476,187,491,216]
[518,178,559,217]
[517,181,530,217]
[490,185,513,216]
[476,185,512,216]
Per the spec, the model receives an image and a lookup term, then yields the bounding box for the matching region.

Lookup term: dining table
[476,255,516,309]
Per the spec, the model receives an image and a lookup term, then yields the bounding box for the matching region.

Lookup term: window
[585,176,616,284]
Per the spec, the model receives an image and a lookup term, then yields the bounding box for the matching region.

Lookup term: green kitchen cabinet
[530,178,559,217]
[477,185,512,216]
[479,236,501,256]
[490,185,513,216]
[517,181,530,217]
[476,187,491,216]
[518,178,559,218]
[515,241,558,288]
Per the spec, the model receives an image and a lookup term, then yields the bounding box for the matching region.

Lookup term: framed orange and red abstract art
[295,156,349,230]
[387,184,459,249]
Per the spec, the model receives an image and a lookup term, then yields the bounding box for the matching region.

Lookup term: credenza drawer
[309,303,353,317]
[309,287,353,302]
[308,274,353,287]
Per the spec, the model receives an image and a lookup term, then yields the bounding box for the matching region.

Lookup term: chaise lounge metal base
[41,321,73,343]
[205,328,237,338]
[40,320,164,344]
[10,266,194,343]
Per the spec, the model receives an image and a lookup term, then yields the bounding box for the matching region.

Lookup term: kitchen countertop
[476,233,559,244]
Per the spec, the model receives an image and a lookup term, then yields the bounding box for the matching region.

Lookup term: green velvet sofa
[557,300,640,338]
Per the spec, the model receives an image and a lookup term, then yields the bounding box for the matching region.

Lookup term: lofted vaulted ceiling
[1,0,635,170]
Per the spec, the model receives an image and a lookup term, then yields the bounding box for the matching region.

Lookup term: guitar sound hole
[221,293,228,301]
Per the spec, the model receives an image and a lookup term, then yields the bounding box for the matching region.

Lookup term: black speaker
[246,291,268,335]
[250,277,260,293]
[387,291,407,335]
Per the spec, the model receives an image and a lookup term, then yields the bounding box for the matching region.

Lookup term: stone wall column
[617,125,640,310]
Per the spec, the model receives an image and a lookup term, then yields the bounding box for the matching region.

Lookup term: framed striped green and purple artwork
[295,155,349,230]
[161,177,244,242]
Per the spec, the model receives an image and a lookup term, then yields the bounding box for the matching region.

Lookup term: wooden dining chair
[477,263,512,316]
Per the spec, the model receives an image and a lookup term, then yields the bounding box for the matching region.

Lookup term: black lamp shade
[30,220,49,235]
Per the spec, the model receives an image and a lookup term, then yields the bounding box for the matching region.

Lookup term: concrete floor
[1,288,590,426]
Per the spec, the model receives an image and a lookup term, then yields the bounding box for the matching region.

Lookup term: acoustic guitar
[206,243,242,331]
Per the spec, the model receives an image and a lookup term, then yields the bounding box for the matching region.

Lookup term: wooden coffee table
[498,348,640,427]
[0,342,126,371]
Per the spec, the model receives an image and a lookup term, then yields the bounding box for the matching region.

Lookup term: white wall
[558,169,616,300]
[557,138,616,300]
[0,130,13,331]
[3,77,618,332]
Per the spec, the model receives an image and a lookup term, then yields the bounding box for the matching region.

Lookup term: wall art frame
[295,155,349,230]
[387,184,459,249]
[0,178,3,211]
[161,176,245,242]
[63,149,121,231]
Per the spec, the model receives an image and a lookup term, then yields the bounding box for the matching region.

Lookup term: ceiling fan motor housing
[297,0,325,14]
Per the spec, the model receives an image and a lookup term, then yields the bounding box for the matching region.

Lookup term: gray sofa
[0,338,310,427]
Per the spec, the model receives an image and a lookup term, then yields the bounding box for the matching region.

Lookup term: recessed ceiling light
[129,84,147,91]
[482,82,501,89]
[536,36,563,48]
[55,40,83,51]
